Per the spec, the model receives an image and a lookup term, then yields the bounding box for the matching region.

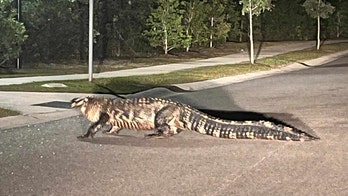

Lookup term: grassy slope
[0,108,20,118]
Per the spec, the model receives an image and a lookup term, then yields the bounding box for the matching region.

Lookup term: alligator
[71,96,318,141]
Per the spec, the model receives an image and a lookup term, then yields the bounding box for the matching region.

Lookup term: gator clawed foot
[102,130,120,136]
[144,133,168,139]
[77,132,95,139]
[77,134,89,139]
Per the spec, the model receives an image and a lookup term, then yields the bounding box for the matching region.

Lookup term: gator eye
[71,97,81,104]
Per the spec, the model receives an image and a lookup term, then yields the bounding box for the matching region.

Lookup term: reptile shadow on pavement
[33,101,71,109]
[78,135,236,148]
[93,82,196,97]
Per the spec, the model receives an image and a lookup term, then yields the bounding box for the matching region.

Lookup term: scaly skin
[71,97,318,141]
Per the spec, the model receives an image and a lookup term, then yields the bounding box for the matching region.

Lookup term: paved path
[0,40,345,86]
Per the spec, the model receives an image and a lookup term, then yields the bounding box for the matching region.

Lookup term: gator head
[71,97,91,109]
[71,96,105,123]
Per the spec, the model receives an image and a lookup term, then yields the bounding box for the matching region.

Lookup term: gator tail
[183,107,318,141]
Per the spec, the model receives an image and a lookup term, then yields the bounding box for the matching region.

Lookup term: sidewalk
[0,40,345,86]
[0,40,348,129]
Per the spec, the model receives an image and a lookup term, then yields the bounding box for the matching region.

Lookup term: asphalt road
[1,55,348,196]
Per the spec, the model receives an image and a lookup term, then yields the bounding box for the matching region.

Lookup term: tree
[303,0,335,50]
[143,0,190,54]
[0,0,27,66]
[94,0,153,59]
[328,0,348,38]
[225,1,244,42]
[239,0,273,64]
[182,0,211,50]
[5,0,344,65]
[182,0,204,51]
[261,0,315,41]
[206,0,230,48]
[21,0,82,62]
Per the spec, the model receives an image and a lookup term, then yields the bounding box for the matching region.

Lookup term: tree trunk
[316,0,321,50]
[77,1,87,61]
[185,5,193,52]
[239,20,243,42]
[210,17,213,48]
[317,14,320,50]
[98,0,109,62]
[249,1,255,64]
[336,11,341,38]
[164,26,168,54]
[186,29,190,52]
[115,41,121,57]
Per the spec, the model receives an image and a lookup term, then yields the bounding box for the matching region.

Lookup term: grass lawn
[0,42,347,94]
[0,107,20,118]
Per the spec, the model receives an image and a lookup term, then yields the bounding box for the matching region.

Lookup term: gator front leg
[78,122,100,139]
[78,113,110,139]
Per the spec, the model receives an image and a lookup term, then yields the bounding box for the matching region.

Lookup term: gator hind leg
[102,126,122,135]
[146,106,183,138]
